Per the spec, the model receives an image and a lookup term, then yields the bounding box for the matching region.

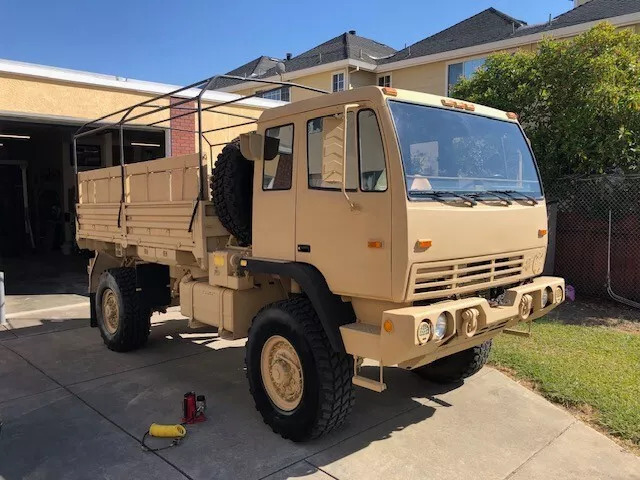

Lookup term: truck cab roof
[258,85,518,124]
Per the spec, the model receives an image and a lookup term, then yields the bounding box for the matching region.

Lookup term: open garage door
[0,118,165,295]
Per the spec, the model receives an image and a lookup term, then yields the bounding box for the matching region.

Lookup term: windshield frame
[386,99,545,202]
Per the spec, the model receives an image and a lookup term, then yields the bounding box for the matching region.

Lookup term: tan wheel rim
[102,288,120,334]
[260,335,304,412]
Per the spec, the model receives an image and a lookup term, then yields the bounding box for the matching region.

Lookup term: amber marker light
[382,87,397,96]
[417,239,432,249]
[383,319,394,333]
[506,112,519,120]
[538,229,548,237]
[368,240,383,249]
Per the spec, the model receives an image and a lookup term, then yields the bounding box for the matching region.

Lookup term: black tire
[414,340,492,384]
[245,296,355,442]
[95,267,150,352]
[210,140,253,246]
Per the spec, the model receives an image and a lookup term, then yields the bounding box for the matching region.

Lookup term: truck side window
[306,112,358,190]
[263,124,294,190]
[358,109,387,191]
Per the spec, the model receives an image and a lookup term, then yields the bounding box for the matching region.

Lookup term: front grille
[408,252,527,301]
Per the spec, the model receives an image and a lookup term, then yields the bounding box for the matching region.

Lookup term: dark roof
[227,56,279,78]
[379,8,526,64]
[512,0,640,38]
[211,56,279,88]
[221,32,395,88]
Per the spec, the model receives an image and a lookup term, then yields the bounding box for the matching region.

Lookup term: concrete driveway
[1,298,638,480]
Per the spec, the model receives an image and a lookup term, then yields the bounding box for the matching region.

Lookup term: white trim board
[0,58,285,110]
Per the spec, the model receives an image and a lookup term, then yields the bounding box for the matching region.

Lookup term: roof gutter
[378,11,640,72]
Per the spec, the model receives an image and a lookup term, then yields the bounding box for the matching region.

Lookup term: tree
[451,23,640,182]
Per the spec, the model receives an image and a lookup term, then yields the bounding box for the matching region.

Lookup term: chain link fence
[547,174,640,307]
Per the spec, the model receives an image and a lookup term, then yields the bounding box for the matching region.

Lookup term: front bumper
[340,276,564,368]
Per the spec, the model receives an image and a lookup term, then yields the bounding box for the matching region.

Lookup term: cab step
[352,374,387,393]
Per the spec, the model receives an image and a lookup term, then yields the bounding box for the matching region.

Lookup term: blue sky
[1,0,570,85]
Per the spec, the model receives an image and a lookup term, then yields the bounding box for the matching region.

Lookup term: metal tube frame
[72,74,329,233]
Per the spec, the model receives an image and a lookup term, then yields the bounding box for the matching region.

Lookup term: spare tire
[211,140,254,246]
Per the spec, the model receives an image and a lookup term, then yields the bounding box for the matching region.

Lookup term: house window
[377,75,391,88]
[307,113,357,190]
[258,87,290,102]
[263,124,294,190]
[332,72,345,92]
[447,57,486,94]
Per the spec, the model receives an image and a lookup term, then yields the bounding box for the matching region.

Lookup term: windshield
[388,101,542,200]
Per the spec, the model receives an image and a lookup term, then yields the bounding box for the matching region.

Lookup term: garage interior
[0,117,166,294]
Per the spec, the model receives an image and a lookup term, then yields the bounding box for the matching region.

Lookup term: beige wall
[384,61,448,95]
[349,70,376,89]
[198,102,264,167]
[0,74,170,125]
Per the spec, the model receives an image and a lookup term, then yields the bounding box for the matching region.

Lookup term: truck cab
[242,86,563,379]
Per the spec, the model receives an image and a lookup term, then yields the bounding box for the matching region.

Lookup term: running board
[352,375,387,392]
[352,356,387,392]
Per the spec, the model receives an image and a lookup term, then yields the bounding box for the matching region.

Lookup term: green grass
[490,318,640,446]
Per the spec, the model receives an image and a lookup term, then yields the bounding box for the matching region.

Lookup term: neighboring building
[221,0,640,99]
[217,31,396,102]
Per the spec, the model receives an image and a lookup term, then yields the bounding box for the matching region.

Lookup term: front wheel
[413,340,492,384]
[245,297,355,442]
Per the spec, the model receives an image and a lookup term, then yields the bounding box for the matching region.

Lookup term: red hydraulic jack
[182,391,206,424]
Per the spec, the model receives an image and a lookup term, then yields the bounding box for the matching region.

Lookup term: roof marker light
[506,112,519,120]
[382,87,397,96]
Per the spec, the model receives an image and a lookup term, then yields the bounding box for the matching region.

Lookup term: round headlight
[554,286,564,303]
[417,321,431,344]
[433,313,448,341]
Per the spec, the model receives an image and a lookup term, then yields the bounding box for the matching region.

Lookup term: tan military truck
[75,76,564,441]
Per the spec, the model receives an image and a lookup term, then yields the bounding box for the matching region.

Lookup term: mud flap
[89,292,97,327]
[136,263,171,311]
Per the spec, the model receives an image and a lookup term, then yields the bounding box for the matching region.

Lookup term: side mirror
[321,115,345,184]
[239,132,263,161]
[264,136,280,161]
[239,132,280,161]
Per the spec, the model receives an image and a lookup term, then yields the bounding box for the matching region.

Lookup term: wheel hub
[260,335,303,412]
[102,288,119,334]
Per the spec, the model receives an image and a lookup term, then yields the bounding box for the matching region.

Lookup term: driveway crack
[503,419,577,480]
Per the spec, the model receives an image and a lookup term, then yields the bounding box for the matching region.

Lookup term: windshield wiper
[487,190,538,205]
[467,191,512,206]
[410,191,477,207]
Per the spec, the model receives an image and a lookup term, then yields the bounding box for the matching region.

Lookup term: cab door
[251,122,297,260]
[295,105,392,300]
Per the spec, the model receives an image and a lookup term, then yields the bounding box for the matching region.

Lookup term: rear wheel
[95,267,150,352]
[245,297,355,442]
[414,340,492,384]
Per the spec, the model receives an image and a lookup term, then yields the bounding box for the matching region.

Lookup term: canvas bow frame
[72,74,329,229]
